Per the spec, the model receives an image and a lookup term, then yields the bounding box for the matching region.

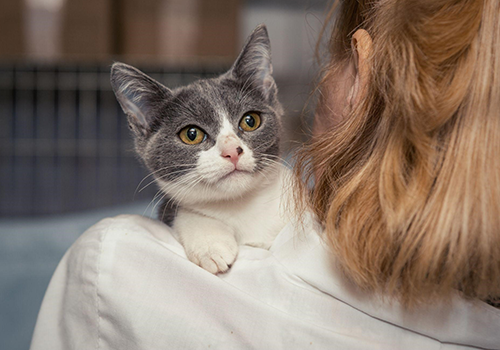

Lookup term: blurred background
[0,0,329,348]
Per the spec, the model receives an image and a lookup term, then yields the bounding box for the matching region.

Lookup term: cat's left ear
[230,24,276,100]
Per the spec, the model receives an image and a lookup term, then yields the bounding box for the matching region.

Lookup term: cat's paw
[185,236,238,274]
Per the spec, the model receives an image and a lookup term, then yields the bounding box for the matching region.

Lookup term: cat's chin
[157,169,271,204]
[205,164,282,200]
[205,169,257,197]
[218,169,251,182]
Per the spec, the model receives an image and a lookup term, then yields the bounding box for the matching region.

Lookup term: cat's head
[110,25,283,204]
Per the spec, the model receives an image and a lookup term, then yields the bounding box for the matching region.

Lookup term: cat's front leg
[173,209,238,274]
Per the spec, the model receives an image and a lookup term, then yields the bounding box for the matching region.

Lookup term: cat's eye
[239,112,261,132]
[179,126,206,145]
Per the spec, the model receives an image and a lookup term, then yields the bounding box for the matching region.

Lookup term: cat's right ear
[230,25,276,101]
[110,62,172,137]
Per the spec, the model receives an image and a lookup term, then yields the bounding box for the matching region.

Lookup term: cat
[110,25,288,274]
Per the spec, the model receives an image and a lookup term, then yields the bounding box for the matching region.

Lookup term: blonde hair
[294,0,500,306]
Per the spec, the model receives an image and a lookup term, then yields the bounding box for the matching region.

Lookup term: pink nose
[221,146,243,166]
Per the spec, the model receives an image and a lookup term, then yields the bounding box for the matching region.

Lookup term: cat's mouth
[219,169,251,181]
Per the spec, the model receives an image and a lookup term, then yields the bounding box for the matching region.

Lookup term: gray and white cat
[110,25,288,274]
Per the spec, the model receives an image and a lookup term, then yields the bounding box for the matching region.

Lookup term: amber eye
[179,126,206,145]
[239,112,261,132]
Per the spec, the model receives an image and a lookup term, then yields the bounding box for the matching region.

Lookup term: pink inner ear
[262,74,275,98]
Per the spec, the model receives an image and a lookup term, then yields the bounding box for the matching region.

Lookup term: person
[295,0,500,308]
[31,0,500,349]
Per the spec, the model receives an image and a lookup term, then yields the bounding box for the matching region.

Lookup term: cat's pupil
[244,115,255,128]
[187,128,197,141]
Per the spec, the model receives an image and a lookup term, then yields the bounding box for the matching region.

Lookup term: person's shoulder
[71,214,153,246]
[68,214,185,264]
[30,215,187,349]
[83,214,168,234]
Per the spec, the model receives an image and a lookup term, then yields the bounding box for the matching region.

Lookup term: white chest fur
[188,168,289,245]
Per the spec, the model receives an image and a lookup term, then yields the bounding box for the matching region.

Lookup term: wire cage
[0,62,224,217]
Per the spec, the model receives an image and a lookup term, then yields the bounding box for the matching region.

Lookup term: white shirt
[30,215,500,349]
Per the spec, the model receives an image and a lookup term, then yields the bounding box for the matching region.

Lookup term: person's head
[295,0,500,306]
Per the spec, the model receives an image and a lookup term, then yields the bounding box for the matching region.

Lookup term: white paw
[185,236,238,274]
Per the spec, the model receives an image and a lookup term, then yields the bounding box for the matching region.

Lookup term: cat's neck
[185,167,290,244]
